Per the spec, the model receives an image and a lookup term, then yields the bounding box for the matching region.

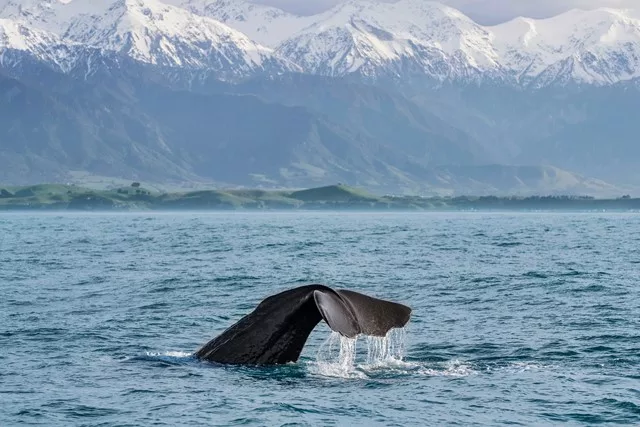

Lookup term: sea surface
[1,212,639,426]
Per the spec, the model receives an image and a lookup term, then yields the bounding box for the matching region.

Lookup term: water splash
[364,328,407,367]
[314,332,362,378]
[310,328,409,378]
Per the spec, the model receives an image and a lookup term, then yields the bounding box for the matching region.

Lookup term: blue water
[1,212,639,426]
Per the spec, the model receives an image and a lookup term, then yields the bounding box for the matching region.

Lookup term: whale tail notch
[196,285,411,365]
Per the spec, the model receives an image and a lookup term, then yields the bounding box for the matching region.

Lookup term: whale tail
[195,285,411,365]
[313,288,411,338]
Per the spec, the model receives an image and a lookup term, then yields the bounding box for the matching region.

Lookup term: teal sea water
[1,212,639,426]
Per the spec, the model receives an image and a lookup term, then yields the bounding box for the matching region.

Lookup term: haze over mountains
[1,0,639,196]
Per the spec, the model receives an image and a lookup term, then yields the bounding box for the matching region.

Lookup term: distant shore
[1,183,639,212]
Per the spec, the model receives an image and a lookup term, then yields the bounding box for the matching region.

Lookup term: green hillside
[0,183,639,211]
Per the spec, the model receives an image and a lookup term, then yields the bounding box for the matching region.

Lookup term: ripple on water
[1,212,639,426]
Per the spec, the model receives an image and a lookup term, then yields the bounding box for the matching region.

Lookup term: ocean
[1,212,639,426]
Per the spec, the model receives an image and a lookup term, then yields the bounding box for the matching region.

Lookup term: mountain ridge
[2,0,640,87]
[176,0,640,87]
[0,0,298,82]
[1,65,628,197]
[1,0,639,196]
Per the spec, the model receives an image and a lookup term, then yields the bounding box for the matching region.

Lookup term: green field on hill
[1,183,639,211]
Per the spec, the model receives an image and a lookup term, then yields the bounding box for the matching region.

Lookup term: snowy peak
[491,7,640,85]
[275,0,500,80]
[2,0,640,87]
[270,0,640,85]
[279,0,494,58]
[0,0,59,32]
[0,0,297,81]
[169,0,316,47]
[0,18,57,50]
[61,0,291,75]
[0,17,80,73]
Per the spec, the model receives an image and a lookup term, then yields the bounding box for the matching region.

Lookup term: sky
[254,0,639,24]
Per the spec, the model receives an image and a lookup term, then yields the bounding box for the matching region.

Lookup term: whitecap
[416,360,478,377]
[144,351,194,358]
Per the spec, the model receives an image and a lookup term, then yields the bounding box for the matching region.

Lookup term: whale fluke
[195,284,411,365]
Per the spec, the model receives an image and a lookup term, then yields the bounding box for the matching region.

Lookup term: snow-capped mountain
[275,0,501,82]
[271,0,640,85]
[1,0,640,86]
[174,0,502,81]
[0,17,82,73]
[0,0,62,32]
[64,0,296,75]
[3,0,640,195]
[169,0,316,47]
[181,0,640,87]
[0,0,297,81]
[490,8,640,86]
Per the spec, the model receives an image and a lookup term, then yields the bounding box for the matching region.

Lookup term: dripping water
[311,328,408,378]
[364,328,407,367]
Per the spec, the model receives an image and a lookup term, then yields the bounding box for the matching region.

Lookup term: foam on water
[416,360,477,377]
[127,351,196,366]
[145,351,193,358]
[310,328,486,378]
[489,361,559,373]
[4,213,640,426]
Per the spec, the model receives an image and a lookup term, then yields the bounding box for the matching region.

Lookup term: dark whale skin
[195,284,411,365]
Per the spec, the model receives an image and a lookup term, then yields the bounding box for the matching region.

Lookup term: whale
[195,284,412,365]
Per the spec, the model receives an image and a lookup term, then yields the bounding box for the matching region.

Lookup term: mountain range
[1,0,639,196]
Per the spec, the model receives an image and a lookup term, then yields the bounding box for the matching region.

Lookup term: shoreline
[1,183,639,212]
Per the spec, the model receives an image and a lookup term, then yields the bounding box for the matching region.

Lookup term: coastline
[1,184,639,212]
